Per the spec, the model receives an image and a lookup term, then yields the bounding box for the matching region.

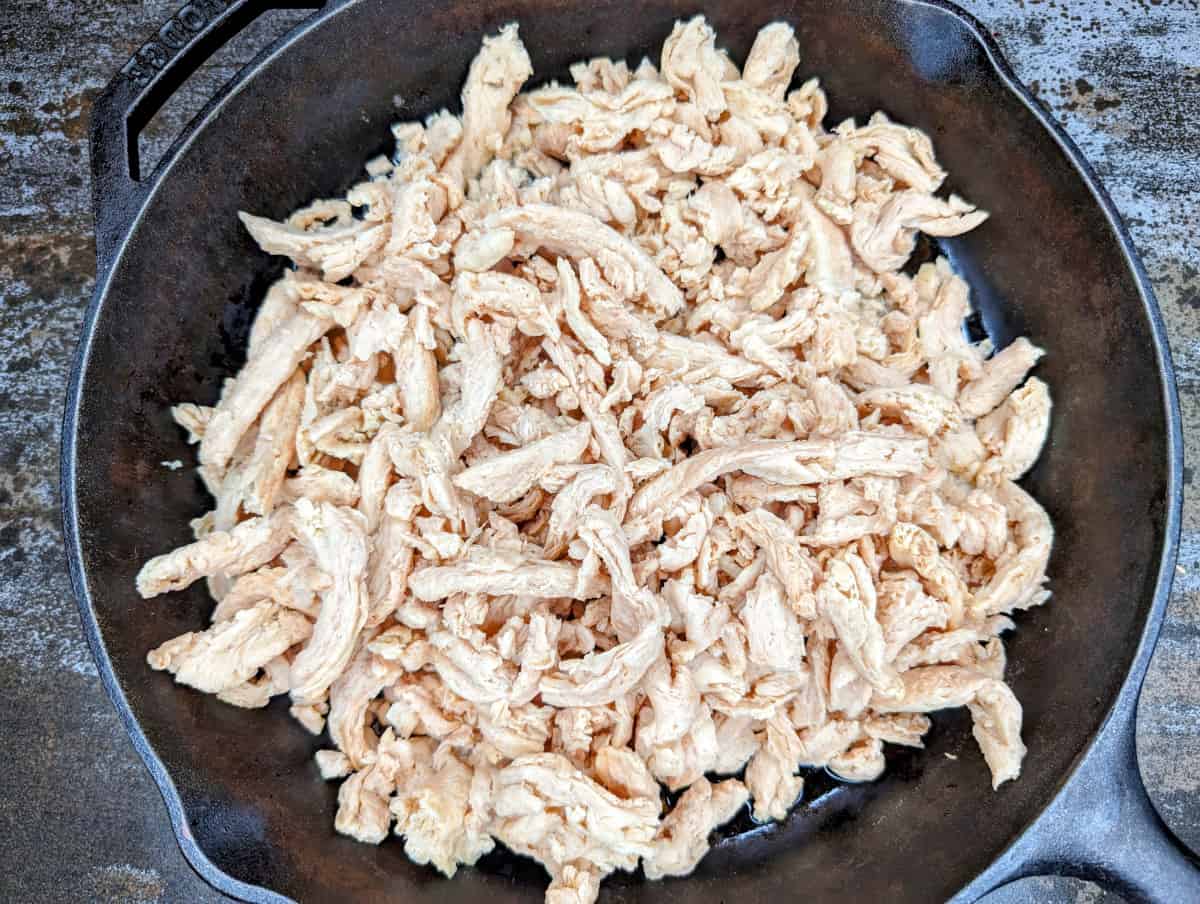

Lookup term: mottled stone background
[0,1,1195,902]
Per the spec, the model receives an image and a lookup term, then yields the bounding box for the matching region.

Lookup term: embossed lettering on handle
[119,0,234,88]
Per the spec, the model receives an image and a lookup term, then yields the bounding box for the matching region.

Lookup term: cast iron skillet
[63,0,1197,901]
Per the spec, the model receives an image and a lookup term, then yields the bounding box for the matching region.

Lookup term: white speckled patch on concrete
[88,864,166,904]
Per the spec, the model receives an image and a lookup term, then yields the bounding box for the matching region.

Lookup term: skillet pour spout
[65,0,1196,901]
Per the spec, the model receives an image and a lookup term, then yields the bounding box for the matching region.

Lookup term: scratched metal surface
[0,1,1195,902]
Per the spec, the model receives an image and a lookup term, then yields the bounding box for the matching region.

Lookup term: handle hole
[979,876,1127,904]
[128,5,317,181]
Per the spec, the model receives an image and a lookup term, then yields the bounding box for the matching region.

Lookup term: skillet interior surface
[68,0,1174,901]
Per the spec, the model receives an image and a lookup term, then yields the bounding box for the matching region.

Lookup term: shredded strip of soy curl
[137,17,1053,903]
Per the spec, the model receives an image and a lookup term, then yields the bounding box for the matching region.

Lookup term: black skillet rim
[60,1,1185,901]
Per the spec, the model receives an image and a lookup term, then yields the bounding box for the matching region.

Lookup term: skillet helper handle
[991,684,1200,903]
[90,0,325,267]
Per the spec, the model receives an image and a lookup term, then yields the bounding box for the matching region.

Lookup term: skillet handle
[970,672,1200,903]
[90,0,326,271]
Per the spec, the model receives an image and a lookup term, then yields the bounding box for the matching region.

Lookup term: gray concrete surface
[0,1,1195,901]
